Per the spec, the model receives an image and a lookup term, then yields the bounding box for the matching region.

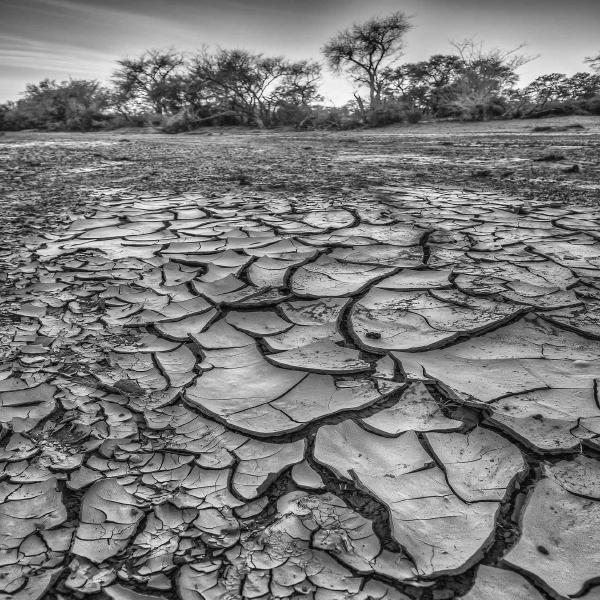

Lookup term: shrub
[160,111,194,133]
[0,79,110,131]
[582,95,600,115]
[405,108,423,123]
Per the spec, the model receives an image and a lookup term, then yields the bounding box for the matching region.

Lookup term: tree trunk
[368,74,380,110]
[354,93,366,119]
[254,111,266,129]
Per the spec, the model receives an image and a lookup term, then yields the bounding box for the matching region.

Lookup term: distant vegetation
[1,13,599,132]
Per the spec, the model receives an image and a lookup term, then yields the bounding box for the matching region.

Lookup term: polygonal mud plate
[247,254,312,288]
[358,466,500,577]
[302,209,354,229]
[265,340,370,374]
[0,478,67,549]
[0,381,56,432]
[360,381,462,436]
[395,315,600,452]
[276,491,416,581]
[313,420,504,576]
[262,322,344,351]
[192,274,262,305]
[186,324,393,436]
[487,388,600,452]
[375,268,452,291]
[350,287,520,352]
[72,479,144,563]
[232,438,306,499]
[280,297,350,325]
[544,301,600,338]
[330,244,423,268]
[154,345,197,387]
[225,310,292,336]
[143,402,247,468]
[459,565,545,600]
[291,460,325,490]
[549,455,600,498]
[425,427,526,502]
[314,420,432,482]
[291,256,395,298]
[333,223,424,246]
[504,464,600,598]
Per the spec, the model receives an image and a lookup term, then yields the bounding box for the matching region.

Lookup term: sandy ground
[1,115,599,251]
[0,117,599,600]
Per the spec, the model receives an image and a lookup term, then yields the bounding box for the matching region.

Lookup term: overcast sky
[1,0,599,104]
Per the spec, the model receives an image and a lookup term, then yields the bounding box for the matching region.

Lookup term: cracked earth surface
[1,124,600,600]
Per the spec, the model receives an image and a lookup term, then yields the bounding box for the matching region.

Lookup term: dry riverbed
[0,117,599,600]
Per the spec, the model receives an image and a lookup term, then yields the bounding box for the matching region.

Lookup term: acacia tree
[521,71,600,114]
[187,49,321,127]
[383,54,465,112]
[112,49,186,114]
[567,72,600,98]
[524,73,571,109]
[322,12,412,113]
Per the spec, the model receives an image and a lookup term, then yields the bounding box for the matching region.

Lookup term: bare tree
[322,12,412,112]
[112,49,186,114]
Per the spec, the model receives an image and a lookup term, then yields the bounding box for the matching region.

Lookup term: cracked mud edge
[5,182,600,600]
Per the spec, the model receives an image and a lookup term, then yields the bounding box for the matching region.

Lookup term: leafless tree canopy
[434,39,535,120]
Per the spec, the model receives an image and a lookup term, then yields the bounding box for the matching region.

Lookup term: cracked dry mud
[1,167,600,600]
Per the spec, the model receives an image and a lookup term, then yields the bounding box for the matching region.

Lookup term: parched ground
[0,117,600,600]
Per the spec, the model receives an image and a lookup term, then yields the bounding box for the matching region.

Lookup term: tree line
[1,12,599,131]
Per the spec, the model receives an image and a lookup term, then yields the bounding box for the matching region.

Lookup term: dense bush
[405,108,424,124]
[1,79,110,131]
[1,33,599,131]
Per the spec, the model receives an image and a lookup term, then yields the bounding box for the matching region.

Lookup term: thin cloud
[0,0,598,103]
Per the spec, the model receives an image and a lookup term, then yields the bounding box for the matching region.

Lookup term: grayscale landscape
[1,1,600,599]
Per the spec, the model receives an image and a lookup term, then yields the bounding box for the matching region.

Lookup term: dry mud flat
[0,122,600,600]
